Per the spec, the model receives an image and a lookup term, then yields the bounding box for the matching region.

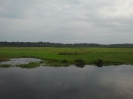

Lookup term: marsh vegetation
[17,62,41,68]
[0,58,42,68]
[0,47,133,99]
[0,47,133,66]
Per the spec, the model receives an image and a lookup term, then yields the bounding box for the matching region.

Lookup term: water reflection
[75,64,85,68]
[0,58,42,68]
[0,58,41,66]
[0,65,133,99]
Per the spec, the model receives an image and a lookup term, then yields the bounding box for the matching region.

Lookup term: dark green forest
[0,41,133,47]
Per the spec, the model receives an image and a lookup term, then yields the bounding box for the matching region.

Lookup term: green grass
[0,47,133,66]
[0,64,11,68]
[17,62,40,68]
[44,62,69,67]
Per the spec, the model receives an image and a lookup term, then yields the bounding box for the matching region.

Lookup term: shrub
[59,52,78,55]
[61,59,68,63]
[94,59,103,67]
[74,59,85,68]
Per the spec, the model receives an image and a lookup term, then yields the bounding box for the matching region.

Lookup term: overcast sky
[0,0,133,44]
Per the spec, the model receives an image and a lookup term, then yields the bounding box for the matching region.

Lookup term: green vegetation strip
[17,62,40,68]
[0,64,11,68]
[0,47,133,66]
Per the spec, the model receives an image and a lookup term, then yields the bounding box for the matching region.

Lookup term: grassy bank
[0,47,133,66]
[17,62,40,68]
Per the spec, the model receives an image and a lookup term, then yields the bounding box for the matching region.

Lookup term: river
[0,59,133,99]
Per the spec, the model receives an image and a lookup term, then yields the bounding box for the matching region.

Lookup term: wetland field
[0,47,133,66]
[0,47,133,99]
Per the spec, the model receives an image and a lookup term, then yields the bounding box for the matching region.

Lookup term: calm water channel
[0,59,133,99]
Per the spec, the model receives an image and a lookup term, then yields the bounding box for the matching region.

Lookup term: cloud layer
[0,0,133,44]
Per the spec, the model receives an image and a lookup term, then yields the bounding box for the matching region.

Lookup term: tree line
[0,41,133,48]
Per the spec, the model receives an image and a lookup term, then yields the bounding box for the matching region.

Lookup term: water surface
[0,64,133,99]
[0,58,41,66]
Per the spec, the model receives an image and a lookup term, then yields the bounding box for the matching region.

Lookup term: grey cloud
[0,0,38,19]
[0,0,133,44]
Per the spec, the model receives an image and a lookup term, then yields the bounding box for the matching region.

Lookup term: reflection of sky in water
[0,58,41,65]
[0,65,133,99]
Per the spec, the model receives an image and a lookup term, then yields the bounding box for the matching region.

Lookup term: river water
[0,59,133,99]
